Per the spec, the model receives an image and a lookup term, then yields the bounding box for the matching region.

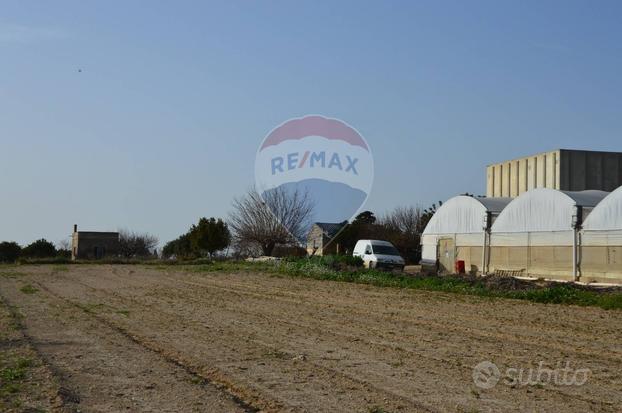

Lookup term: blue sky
[1,0,621,246]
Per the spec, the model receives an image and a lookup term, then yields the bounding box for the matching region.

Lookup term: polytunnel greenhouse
[421,186,622,284]
[421,195,512,274]
[580,186,622,283]
[488,188,608,281]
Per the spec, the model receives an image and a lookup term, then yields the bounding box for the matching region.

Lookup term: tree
[56,239,71,259]
[162,233,193,259]
[229,187,314,256]
[22,239,56,258]
[189,217,231,258]
[118,230,159,258]
[0,242,21,263]
[330,204,442,263]
[374,202,444,264]
[420,201,442,232]
[380,206,422,234]
[353,210,376,225]
[332,211,380,254]
[379,206,424,263]
[230,238,263,260]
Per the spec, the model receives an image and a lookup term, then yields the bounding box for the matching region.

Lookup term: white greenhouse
[488,189,608,281]
[422,186,622,284]
[581,186,622,283]
[421,196,512,274]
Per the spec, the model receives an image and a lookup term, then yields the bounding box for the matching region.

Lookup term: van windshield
[372,244,400,256]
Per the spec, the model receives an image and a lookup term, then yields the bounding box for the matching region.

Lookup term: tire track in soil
[28,280,267,413]
[89,267,622,379]
[39,266,620,410]
[38,274,439,413]
[107,274,619,410]
[160,276,622,362]
[0,276,260,413]
[0,290,80,413]
[104,267,621,361]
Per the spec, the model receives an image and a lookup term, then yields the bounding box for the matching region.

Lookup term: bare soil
[0,265,621,412]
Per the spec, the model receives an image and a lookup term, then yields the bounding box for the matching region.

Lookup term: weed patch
[116,309,130,317]
[0,270,26,279]
[76,303,104,314]
[19,285,38,295]
[179,258,622,311]
[0,357,33,402]
[51,265,69,273]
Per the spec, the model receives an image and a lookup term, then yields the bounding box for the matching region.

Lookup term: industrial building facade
[486,149,622,198]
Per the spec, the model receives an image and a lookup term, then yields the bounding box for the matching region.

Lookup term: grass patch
[0,269,26,278]
[75,302,104,314]
[19,284,38,294]
[51,265,69,273]
[0,357,33,401]
[369,407,389,413]
[76,302,130,317]
[180,258,622,311]
[6,305,23,331]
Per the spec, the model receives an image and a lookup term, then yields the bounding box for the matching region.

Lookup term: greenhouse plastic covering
[491,189,608,233]
[422,196,512,235]
[583,186,622,231]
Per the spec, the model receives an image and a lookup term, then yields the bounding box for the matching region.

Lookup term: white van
[353,240,405,271]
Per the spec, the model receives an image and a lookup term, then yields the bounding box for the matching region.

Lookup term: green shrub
[21,239,56,258]
[0,242,21,263]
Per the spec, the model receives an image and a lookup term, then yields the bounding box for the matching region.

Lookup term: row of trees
[0,239,67,263]
[160,187,439,264]
[163,188,314,259]
[118,229,159,258]
[0,187,438,264]
[0,230,161,263]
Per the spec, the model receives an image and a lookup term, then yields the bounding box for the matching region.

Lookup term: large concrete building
[486,149,622,198]
[71,225,120,260]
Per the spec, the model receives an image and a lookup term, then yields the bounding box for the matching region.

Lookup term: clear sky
[1,0,621,247]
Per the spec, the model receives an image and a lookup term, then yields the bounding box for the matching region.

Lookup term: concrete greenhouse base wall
[488,246,574,281]
[423,233,622,284]
[580,245,622,284]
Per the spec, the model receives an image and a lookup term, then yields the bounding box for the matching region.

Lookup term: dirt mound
[482,274,541,291]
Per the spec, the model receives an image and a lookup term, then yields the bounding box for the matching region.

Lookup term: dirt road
[1,265,620,412]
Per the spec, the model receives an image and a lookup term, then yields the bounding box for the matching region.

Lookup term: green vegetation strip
[0,357,33,403]
[181,257,622,311]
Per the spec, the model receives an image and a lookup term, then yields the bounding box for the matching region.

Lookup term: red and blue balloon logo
[255,115,374,230]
